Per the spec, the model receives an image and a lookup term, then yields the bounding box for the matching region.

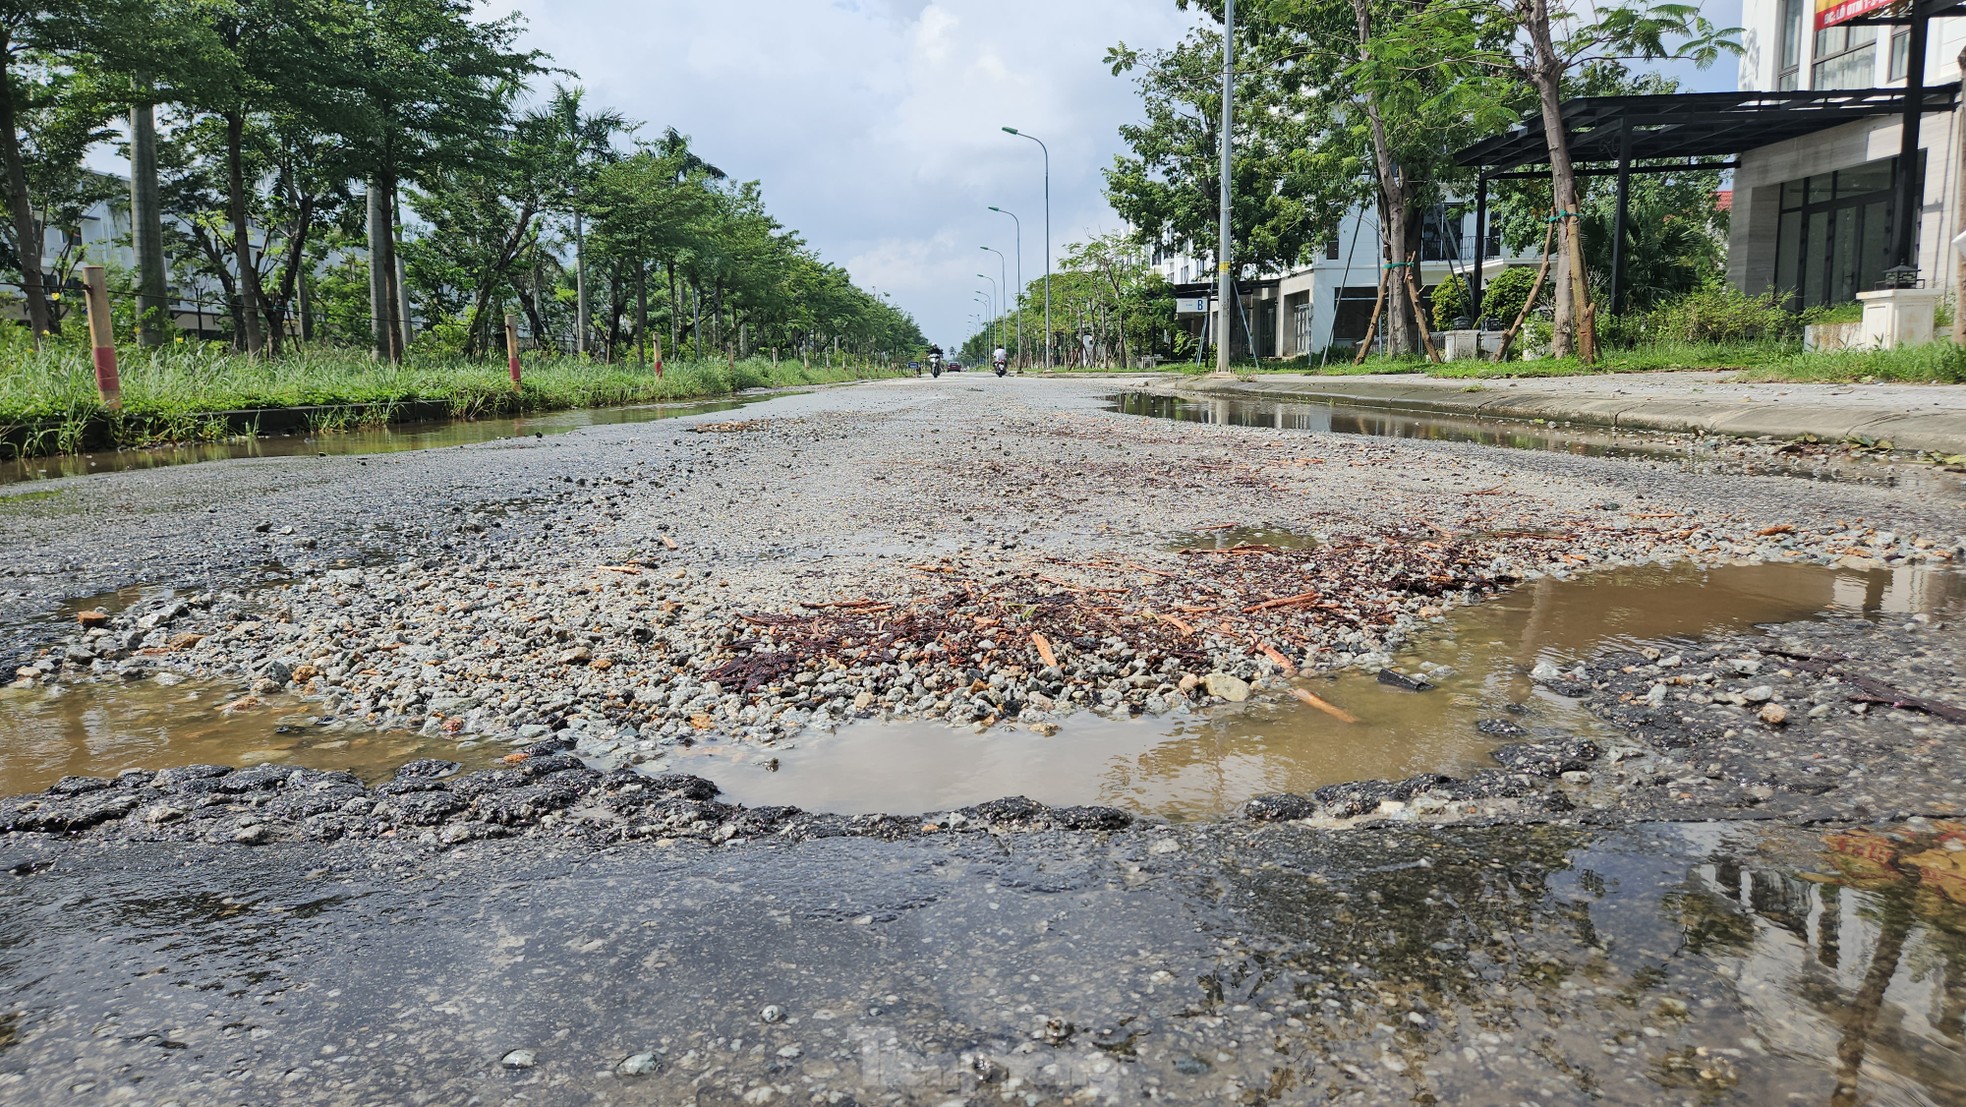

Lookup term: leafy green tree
[1104,18,1340,283]
[1357,1,1737,359]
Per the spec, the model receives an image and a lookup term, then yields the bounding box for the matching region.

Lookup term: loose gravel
[5,378,1965,838]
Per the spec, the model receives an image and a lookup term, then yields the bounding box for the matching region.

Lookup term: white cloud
[483,0,1201,345]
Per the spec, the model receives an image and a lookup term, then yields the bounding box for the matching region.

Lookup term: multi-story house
[1733,0,1965,306]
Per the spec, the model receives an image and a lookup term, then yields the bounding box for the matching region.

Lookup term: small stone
[1030,722,1060,737]
[1742,686,1774,704]
[760,1004,785,1024]
[232,824,270,845]
[1759,703,1790,727]
[500,1049,536,1069]
[75,609,111,628]
[1202,673,1250,702]
[617,1052,662,1076]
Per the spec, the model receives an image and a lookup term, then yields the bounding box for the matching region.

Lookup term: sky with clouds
[482,0,1205,348]
[481,0,1742,348]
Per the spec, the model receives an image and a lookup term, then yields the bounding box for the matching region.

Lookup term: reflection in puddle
[1111,390,1663,456]
[1108,391,1966,496]
[0,678,498,795]
[1220,821,1966,1106]
[684,562,1966,818]
[0,396,762,487]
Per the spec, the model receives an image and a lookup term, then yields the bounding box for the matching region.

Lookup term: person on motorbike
[992,346,1007,377]
[927,345,943,378]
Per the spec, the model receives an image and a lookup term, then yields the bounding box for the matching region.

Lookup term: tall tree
[1360,0,1736,358]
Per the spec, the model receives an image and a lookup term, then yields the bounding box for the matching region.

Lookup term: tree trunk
[1351,0,1417,356]
[376,171,404,363]
[130,94,169,347]
[367,184,389,359]
[0,36,54,339]
[636,263,648,365]
[1525,0,1590,360]
[266,190,315,354]
[224,112,267,356]
[666,258,680,357]
[517,283,547,353]
[573,209,587,357]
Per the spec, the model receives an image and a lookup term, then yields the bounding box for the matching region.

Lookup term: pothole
[669,561,1966,820]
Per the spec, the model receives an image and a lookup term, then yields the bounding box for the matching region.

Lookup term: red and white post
[82,265,121,411]
[504,313,521,392]
[654,338,664,380]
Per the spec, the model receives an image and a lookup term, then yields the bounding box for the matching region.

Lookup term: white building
[1151,200,1535,361]
[1732,0,1965,305]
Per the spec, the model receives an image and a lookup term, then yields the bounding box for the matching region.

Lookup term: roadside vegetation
[0,339,896,458]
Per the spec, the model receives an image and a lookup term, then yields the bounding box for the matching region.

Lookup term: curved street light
[1001,128,1050,369]
[977,272,1000,355]
[986,208,1023,368]
[980,245,1011,367]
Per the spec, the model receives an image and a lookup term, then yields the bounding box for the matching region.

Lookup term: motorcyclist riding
[927,345,943,378]
[992,346,1007,377]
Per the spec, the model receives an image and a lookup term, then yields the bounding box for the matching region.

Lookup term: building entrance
[1773,157,1919,309]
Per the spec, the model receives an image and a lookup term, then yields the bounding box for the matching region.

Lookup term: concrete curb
[1172,376,1966,456]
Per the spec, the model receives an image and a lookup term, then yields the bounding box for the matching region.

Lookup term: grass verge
[0,346,898,459]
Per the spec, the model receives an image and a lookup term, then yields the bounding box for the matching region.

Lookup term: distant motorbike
[993,357,1007,378]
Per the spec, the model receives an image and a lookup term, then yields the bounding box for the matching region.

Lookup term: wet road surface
[2,820,1962,1105]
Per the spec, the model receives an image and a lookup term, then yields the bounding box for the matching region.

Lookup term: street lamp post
[1212,0,1236,377]
[1001,128,1050,369]
[987,207,1023,368]
[977,272,1001,356]
[980,246,1009,364]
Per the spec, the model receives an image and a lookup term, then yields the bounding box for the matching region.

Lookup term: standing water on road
[0,396,759,487]
[683,562,1966,818]
[0,678,503,796]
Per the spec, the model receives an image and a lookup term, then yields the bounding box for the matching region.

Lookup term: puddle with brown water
[0,677,501,795]
[0,396,761,488]
[679,561,1966,819]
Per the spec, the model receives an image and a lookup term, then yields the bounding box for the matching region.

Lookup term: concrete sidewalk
[1172,371,1966,455]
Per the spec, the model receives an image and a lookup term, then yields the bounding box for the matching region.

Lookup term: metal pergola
[1453,16,1966,316]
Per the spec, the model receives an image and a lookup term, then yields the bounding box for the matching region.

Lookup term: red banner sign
[1816,0,1903,30]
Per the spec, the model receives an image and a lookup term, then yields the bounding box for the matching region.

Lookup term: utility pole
[1214,0,1237,377]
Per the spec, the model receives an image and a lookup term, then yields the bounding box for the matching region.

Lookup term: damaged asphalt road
[3,377,1966,1103]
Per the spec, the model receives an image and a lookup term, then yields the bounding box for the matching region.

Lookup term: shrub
[1476,266,1546,328]
[1633,282,1801,345]
[1429,272,1469,331]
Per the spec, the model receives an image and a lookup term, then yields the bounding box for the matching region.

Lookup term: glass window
[1777,209,1802,298]
[1814,24,1877,89]
[1782,179,1807,210]
[1859,199,1889,293]
[1832,206,1860,302]
[1779,0,1804,89]
[1804,210,1829,305]
[1891,28,1909,82]
[1837,161,1894,199]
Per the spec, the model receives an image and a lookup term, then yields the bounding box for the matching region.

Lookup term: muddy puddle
[0,395,762,487]
[681,561,1966,819]
[0,677,501,795]
[1108,390,1966,494]
[1110,390,1667,456]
